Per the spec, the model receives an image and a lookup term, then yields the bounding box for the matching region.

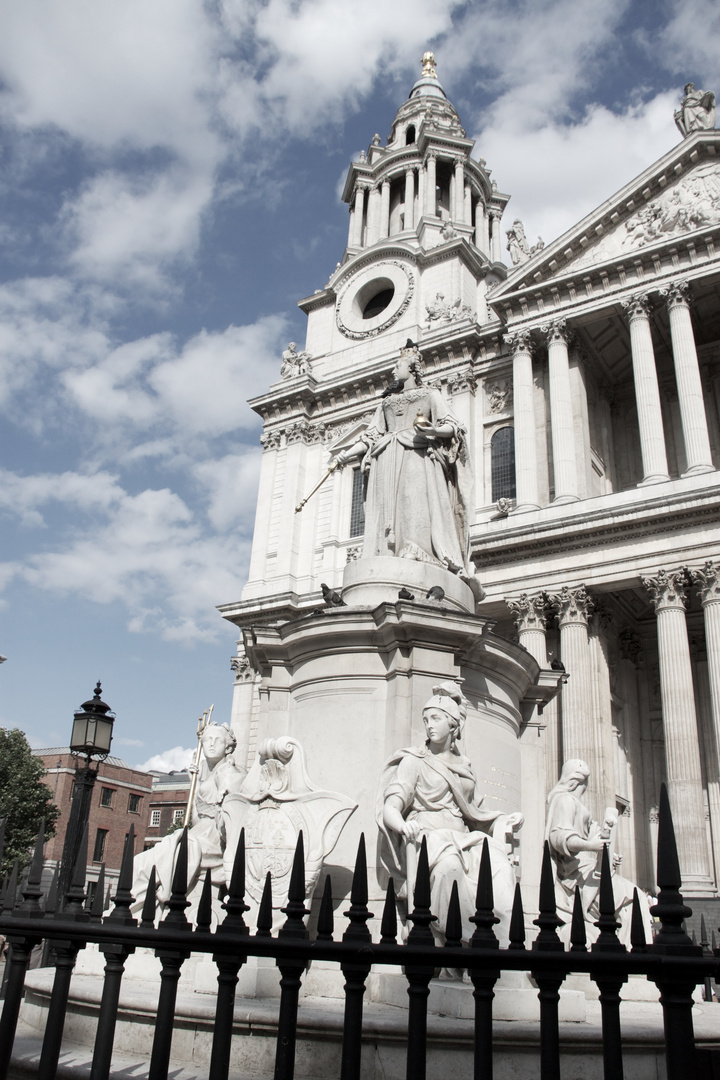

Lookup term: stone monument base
[342,556,476,613]
[17,969,718,1080]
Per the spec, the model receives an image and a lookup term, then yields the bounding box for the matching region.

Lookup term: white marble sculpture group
[134,340,655,945]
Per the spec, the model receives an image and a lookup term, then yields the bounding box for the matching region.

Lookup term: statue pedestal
[342,556,476,613]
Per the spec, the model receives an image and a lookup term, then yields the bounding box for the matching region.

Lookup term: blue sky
[1,0,718,769]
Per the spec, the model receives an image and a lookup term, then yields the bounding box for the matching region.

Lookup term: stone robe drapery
[377,746,516,945]
[360,386,472,574]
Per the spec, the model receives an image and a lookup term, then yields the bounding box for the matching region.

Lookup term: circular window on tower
[336,261,414,339]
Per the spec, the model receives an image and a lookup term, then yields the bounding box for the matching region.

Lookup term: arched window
[491,427,516,501]
[349,467,365,537]
[406,125,416,145]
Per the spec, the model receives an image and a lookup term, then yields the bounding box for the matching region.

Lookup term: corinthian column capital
[540,318,570,346]
[507,592,546,632]
[621,291,652,322]
[504,330,534,356]
[659,279,691,309]
[642,568,688,611]
[549,585,593,627]
[692,560,720,604]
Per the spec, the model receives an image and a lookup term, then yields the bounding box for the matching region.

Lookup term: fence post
[531,841,564,1080]
[340,834,373,1080]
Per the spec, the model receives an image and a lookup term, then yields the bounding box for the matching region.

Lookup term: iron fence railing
[0,784,719,1080]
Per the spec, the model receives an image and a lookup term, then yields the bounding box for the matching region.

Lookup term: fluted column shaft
[351,186,365,247]
[661,281,714,475]
[551,586,600,815]
[404,168,415,230]
[644,570,714,893]
[347,206,354,248]
[622,294,669,484]
[506,331,540,511]
[490,213,501,261]
[366,186,381,247]
[543,320,579,503]
[694,563,720,884]
[380,181,390,239]
[464,185,472,226]
[424,155,436,217]
[454,160,465,221]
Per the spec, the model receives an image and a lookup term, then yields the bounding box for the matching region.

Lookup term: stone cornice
[471,476,720,575]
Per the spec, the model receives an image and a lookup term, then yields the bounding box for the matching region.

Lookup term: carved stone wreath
[335,260,415,340]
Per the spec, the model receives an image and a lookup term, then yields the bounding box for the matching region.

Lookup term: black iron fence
[0,784,719,1080]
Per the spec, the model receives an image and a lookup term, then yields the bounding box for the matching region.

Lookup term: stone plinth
[342,556,476,612]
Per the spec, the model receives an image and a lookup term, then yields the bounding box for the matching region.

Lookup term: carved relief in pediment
[561,162,720,274]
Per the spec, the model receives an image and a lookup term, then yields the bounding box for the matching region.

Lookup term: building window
[173,808,185,824]
[128,793,141,814]
[150,809,161,827]
[349,467,365,537]
[406,125,416,145]
[491,426,516,501]
[93,828,108,862]
[100,787,114,808]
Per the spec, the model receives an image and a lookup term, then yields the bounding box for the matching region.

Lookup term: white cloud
[136,745,194,773]
[654,1,720,87]
[480,92,679,249]
[193,451,263,532]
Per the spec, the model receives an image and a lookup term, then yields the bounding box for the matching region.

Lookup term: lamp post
[56,682,115,907]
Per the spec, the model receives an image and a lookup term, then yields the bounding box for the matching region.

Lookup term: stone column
[660,280,714,476]
[542,320,579,504]
[464,185,472,227]
[643,569,715,894]
[480,206,490,256]
[454,160,465,222]
[230,645,256,771]
[693,561,720,882]
[507,591,549,907]
[380,180,390,239]
[351,185,366,247]
[366,186,381,247]
[424,154,437,217]
[404,167,415,231]
[621,293,670,485]
[490,212,501,261]
[507,592,547,665]
[550,586,602,817]
[347,205,355,248]
[505,331,540,511]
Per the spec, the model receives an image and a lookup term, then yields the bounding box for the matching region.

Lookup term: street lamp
[57,682,115,907]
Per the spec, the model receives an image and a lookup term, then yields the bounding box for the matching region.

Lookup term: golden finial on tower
[421,52,437,79]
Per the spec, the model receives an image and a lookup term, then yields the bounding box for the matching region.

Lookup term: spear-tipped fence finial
[163,829,191,928]
[196,868,213,932]
[406,836,437,946]
[220,829,250,933]
[630,889,647,952]
[444,880,463,949]
[140,866,157,929]
[107,825,137,925]
[592,844,624,952]
[279,831,309,939]
[343,834,372,943]
[532,841,563,950]
[570,886,587,952]
[470,838,499,948]
[316,875,334,942]
[509,882,526,950]
[90,865,106,921]
[380,877,398,944]
[18,819,46,916]
[651,784,695,950]
[256,872,273,937]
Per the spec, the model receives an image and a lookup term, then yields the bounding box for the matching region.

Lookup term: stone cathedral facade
[221,59,720,904]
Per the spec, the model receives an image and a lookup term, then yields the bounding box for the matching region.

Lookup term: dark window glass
[100,787,114,808]
[362,287,394,319]
[350,467,365,538]
[93,828,108,862]
[406,125,416,144]
[491,427,516,501]
[128,793,141,814]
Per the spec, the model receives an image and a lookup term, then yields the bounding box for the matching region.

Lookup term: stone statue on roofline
[377,681,523,947]
[546,758,653,947]
[506,219,544,266]
[280,341,313,379]
[674,82,716,138]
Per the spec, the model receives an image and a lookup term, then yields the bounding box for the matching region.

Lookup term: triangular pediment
[490,130,720,302]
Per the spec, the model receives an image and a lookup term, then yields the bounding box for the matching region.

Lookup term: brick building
[144,771,192,848]
[34,749,153,896]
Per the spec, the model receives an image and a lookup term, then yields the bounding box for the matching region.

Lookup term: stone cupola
[341,53,509,261]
